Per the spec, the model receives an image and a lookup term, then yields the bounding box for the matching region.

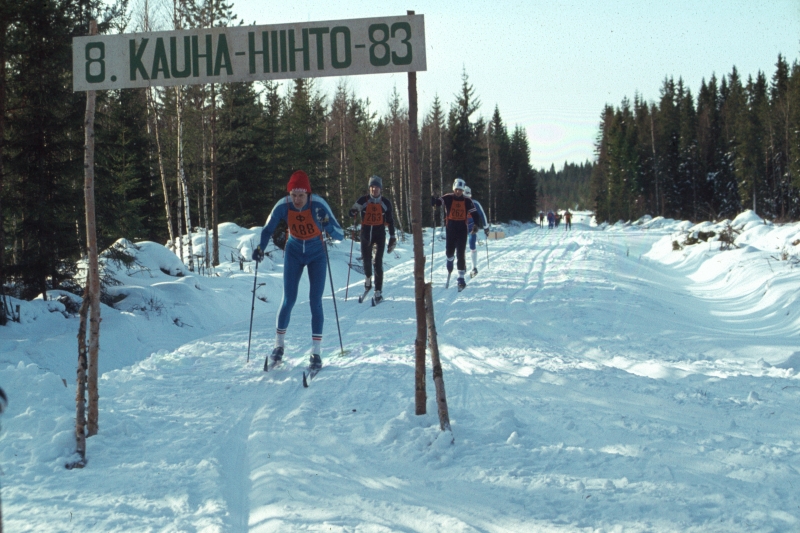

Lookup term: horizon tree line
[591,54,800,224]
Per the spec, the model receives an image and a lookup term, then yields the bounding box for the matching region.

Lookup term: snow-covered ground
[2,210,800,532]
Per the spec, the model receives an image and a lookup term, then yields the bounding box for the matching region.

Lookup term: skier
[547,210,555,229]
[251,170,344,372]
[348,175,397,305]
[431,178,479,291]
[564,210,572,230]
[463,185,488,278]
[538,211,544,228]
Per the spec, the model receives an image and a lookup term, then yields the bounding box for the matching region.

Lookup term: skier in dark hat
[349,175,397,304]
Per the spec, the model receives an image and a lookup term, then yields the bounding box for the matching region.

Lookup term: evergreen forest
[591,56,800,224]
[0,0,538,301]
[537,161,593,213]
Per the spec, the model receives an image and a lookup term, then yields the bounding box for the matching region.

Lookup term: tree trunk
[407,30,428,416]
[201,108,210,271]
[84,20,101,438]
[424,282,451,434]
[650,112,660,215]
[146,88,176,251]
[438,116,445,228]
[211,83,219,266]
[0,18,7,326]
[176,86,194,271]
[72,288,90,466]
[487,126,492,224]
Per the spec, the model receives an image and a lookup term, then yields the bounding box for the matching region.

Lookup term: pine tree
[734,72,769,215]
[216,81,269,228]
[788,61,800,211]
[448,70,486,195]
[654,77,681,218]
[591,106,614,223]
[283,79,330,193]
[95,88,159,246]
[506,126,537,221]
[769,55,791,219]
[677,82,700,220]
[716,68,746,217]
[696,76,723,220]
[5,0,86,298]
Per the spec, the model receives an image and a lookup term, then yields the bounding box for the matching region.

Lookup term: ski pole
[344,226,355,301]
[246,259,259,363]
[485,225,490,268]
[323,239,346,355]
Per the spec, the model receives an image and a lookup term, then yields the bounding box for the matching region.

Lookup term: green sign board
[73,14,426,91]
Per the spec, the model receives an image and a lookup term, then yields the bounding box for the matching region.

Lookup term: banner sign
[73,14,426,91]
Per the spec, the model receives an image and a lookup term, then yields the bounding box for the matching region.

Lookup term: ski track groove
[37,223,800,532]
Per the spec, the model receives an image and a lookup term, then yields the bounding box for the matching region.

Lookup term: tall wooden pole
[84,20,101,437]
[424,283,451,434]
[408,10,427,415]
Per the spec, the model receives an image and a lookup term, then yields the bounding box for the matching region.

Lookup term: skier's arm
[475,201,488,228]
[349,196,366,218]
[383,198,396,238]
[258,198,289,250]
[312,196,345,241]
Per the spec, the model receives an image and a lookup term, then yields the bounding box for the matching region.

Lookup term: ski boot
[309,353,322,371]
[265,346,283,371]
[457,277,467,292]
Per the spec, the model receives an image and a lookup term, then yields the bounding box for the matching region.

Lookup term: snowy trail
[3,217,800,531]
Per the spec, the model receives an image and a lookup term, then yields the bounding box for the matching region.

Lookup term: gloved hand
[471,225,478,235]
[349,208,358,218]
[252,246,265,263]
[484,228,490,236]
[430,195,438,207]
[387,236,397,253]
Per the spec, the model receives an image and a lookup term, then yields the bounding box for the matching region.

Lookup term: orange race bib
[363,202,384,226]
[287,209,322,240]
[448,199,467,222]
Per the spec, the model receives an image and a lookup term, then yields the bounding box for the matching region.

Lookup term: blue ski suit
[257,195,343,340]
[467,199,488,251]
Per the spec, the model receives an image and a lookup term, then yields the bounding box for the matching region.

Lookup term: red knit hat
[287,170,311,193]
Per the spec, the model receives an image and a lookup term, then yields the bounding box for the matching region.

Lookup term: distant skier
[547,210,555,229]
[251,170,344,372]
[564,210,572,230]
[538,211,544,228]
[431,178,478,291]
[348,175,397,305]
[463,185,488,278]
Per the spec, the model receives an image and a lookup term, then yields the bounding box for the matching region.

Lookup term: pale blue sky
[212,0,800,169]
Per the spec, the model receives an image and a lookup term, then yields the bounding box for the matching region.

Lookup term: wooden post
[69,291,90,469]
[424,283,451,434]
[84,20,101,437]
[408,10,428,415]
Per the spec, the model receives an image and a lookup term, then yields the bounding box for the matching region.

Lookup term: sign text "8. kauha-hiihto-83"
[72,14,426,91]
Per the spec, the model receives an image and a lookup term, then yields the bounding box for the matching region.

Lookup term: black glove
[349,208,357,218]
[252,246,265,263]
[430,195,438,207]
[471,225,478,235]
[387,236,397,253]
[484,228,490,236]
